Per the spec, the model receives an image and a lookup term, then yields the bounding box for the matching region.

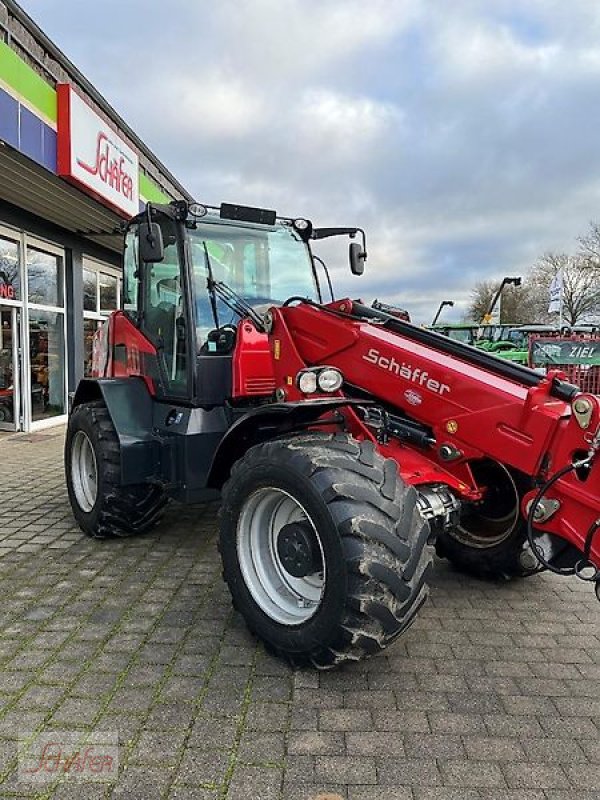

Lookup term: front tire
[65,401,167,538]
[219,433,433,668]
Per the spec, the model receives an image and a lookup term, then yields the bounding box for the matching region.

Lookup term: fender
[207,398,369,489]
[71,377,162,486]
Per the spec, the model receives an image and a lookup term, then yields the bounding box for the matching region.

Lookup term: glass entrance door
[0,306,20,431]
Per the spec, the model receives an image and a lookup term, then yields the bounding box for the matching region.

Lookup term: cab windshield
[188,219,318,340]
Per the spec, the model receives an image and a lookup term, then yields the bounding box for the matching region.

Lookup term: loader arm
[266,299,600,570]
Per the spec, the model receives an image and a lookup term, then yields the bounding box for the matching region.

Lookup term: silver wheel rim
[237,487,326,625]
[71,431,98,513]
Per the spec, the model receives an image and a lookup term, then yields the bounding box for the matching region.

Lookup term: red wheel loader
[65,200,600,669]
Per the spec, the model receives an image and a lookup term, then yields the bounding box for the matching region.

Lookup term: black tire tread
[66,401,167,539]
[220,432,433,669]
[435,521,530,579]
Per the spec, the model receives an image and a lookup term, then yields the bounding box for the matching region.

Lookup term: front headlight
[296,367,344,394]
[297,370,318,394]
[317,368,343,393]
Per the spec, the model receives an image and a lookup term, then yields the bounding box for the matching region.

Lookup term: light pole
[482,276,521,324]
[432,300,454,326]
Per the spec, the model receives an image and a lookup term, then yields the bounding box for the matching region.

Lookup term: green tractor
[428,323,479,345]
[480,325,558,364]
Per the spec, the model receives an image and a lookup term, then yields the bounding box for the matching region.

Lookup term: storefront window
[0,236,21,301]
[27,247,63,307]
[84,318,104,376]
[99,273,118,312]
[82,259,121,377]
[83,268,97,311]
[29,310,65,422]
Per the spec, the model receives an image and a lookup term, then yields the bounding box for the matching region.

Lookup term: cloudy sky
[22,0,600,323]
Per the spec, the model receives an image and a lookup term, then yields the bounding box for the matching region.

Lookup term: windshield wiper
[202,240,266,332]
[202,241,221,330]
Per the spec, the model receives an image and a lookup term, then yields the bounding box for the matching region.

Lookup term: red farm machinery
[65,200,600,668]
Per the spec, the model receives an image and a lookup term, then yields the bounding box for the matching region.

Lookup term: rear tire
[435,459,531,579]
[65,401,167,538]
[219,432,433,668]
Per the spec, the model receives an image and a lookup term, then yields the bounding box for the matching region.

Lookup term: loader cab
[122,201,320,407]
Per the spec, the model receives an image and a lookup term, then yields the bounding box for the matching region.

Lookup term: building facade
[0,0,192,431]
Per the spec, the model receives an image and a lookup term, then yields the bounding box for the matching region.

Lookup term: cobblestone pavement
[0,428,599,800]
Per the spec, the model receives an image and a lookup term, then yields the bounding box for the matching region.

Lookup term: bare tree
[468,280,537,324]
[530,251,600,326]
[577,220,600,265]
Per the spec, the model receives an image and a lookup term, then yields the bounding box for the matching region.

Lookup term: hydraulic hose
[526,453,600,584]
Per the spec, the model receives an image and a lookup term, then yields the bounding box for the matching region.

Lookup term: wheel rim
[71,431,98,513]
[236,487,326,625]
[453,460,520,549]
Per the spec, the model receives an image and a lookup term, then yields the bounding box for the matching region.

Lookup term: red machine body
[266,300,600,568]
[91,300,600,570]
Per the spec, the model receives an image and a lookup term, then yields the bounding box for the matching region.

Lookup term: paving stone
[128,729,187,766]
[372,709,430,732]
[177,746,230,786]
[226,762,284,799]
[346,731,405,757]
[562,764,600,791]
[377,757,441,786]
[521,737,587,763]
[428,712,485,734]
[168,786,218,799]
[111,765,171,799]
[314,756,377,785]
[414,790,481,800]
[246,702,289,731]
[440,759,507,788]
[319,709,372,732]
[479,792,545,800]
[187,714,237,750]
[463,736,526,762]
[343,788,413,800]
[404,733,465,759]
[50,696,104,726]
[289,731,345,756]
[238,731,286,765]
[285,755,315,784]
[282,784,348,800]
[1,429,599,798]
[502,762,570,789]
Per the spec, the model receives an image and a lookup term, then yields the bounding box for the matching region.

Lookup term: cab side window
[123,230,139,319]
[141,220,188,396]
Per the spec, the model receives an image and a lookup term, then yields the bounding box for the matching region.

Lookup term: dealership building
[0,0,192,432]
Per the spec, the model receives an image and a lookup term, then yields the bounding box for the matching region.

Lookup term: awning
[0,143,124,252]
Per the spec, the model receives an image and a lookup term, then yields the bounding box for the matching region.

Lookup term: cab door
[122,213,194,402]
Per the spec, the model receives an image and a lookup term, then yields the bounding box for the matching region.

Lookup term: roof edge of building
[4,0,194,202]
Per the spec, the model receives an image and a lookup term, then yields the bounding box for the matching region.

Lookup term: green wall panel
[0,41,57,122]
[139,172,171,203]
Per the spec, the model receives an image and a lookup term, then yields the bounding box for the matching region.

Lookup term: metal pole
[559,282,564,330]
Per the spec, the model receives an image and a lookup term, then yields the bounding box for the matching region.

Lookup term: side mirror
[349,242,366,276]
[139,222,165,263]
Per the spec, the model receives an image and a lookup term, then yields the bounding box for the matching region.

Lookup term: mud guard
[71,378,162,486]
[207,398,370,489]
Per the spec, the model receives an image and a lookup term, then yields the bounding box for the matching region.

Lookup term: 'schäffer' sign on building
[57,84,139,217]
